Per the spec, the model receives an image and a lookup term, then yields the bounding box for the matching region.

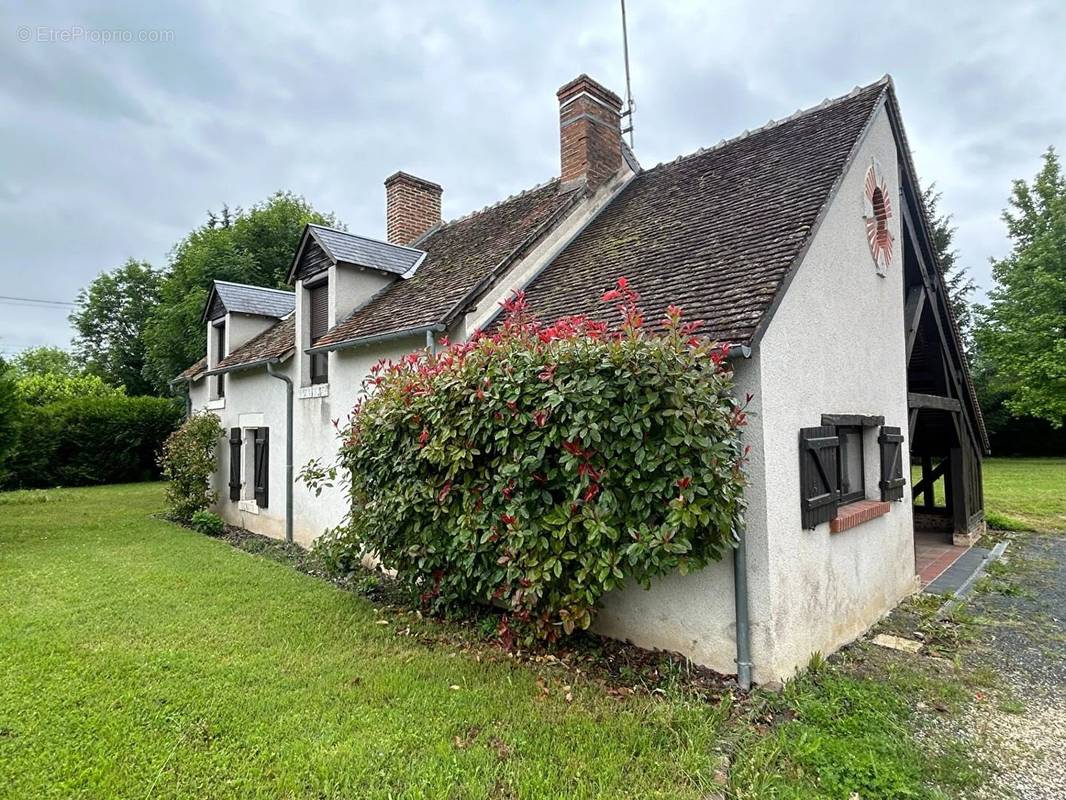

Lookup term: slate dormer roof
[203,280,295,322]
[288,225,426,282]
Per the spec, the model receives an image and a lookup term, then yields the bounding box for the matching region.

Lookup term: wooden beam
[901,200,982,457]
[909,407,919,440]
[904,285,926,364]
[908,392,962,412]
[821,413,885,428]
[913,457,947,497]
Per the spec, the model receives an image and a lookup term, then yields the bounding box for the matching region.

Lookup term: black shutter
[309,283,328,343]
[878,426,906,501]
[254,428,269,508]
[228,427,241,501]
[799,426,840,529]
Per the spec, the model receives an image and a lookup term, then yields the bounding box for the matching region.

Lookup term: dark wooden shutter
[253,428,269,508]
[228,427,241,501]
[309,283,328,343]
[878,426,906,501]
[799,426,840,528]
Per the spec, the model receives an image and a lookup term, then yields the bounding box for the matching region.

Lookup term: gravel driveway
[967,532,1066,799]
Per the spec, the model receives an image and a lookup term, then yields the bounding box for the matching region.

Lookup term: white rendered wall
[754,104,915,680]
[227,313,276,352]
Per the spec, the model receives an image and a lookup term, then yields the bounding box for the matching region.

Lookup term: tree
[7,345,122,406]
[142,191,339,392]
[0,358,21,473]
[976,147,1066,427]
[9,346,79,378]
[922,184,976,347]
[70,259,161,396]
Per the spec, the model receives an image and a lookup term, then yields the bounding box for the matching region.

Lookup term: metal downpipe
[266,362,294,544]
[733,522,753,691]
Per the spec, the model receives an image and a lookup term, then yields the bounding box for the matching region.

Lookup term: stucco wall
[593,104,915,682]
[754,104,916,680]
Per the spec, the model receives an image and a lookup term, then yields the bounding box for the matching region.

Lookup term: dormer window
[308,281,329,385]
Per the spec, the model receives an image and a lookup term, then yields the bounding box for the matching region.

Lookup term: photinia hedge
[308,279,749,643]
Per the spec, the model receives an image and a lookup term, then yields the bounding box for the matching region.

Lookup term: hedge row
[1,395,182,489]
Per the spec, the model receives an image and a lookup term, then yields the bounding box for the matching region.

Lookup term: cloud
[0,0,1061,352]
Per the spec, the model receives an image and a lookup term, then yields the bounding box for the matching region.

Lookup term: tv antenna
[620,0,635,148]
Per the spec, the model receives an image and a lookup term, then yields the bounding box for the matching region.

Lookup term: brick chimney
[384,171,442,246]
[557,75,624,191]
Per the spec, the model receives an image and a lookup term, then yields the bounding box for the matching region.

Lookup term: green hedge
[1,395,182,489]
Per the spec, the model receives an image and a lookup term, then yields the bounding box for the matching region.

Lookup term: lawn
[0,478,1033,798]
[982,457,1066,531]
[0,484,729,799]
[910,457,1065,531]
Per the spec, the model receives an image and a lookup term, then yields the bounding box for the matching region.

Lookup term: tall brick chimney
[384,171,442,246]
[557,75,624,191]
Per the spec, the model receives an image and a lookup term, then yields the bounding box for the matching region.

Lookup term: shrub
[2,395,182,489]
[159,411,224,521]
[308,279,749,642]
[190,509,225,536]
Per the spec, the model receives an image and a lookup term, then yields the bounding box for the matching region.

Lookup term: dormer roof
[287,224,425,283]
[202,280,295,322]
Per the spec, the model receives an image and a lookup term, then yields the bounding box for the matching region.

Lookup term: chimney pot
[557,74,624,191]
[384,171,442,245]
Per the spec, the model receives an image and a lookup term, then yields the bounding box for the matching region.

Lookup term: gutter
[266,362,294,544]
[306,323,445,355]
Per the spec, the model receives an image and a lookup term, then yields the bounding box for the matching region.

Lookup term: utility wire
[0,294,77,308]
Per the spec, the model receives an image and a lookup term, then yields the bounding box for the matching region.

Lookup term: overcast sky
[1,0,1063,356]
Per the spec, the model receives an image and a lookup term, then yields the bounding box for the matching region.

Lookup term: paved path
[968,533,1066,800]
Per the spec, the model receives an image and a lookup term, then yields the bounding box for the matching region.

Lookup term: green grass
[0,484,730,799]
[982,457,1066,531]
[911,457,1065,531]
[0,483,995,798]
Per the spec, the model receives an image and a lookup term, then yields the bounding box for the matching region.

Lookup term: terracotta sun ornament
[863,159,894,275]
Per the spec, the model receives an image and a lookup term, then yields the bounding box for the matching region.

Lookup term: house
[175,74,987,684]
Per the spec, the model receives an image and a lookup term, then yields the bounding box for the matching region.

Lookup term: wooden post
[949,447,967,535]
[922,455,934,509]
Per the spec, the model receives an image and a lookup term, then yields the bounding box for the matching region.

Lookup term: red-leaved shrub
[307,279,749,642]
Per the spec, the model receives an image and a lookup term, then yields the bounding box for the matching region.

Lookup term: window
[308,282,328,385]
[800,416,903,531]
[836,426,865,504]
[215,321,226,398]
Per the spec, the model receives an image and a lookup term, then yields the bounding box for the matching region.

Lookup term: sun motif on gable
[863,159,894,275]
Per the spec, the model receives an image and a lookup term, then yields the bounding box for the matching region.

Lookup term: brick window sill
[831,499,891,533]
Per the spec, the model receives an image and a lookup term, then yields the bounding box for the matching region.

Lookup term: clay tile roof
[308,225,424,276]
[314,180,582,348]
[174,356,207,383]
[212,316,295,372]
[517,79,890,346]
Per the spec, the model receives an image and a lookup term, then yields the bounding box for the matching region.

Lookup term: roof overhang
[306,323,446,354]
[204,350,294,377]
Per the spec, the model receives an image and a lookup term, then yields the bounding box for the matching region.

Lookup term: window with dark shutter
[309,282,329,385]
[799,426,840,528]
[228,427,241,501]
[878,426,906,501]
[253,427,269,508]
[309,283,328,343]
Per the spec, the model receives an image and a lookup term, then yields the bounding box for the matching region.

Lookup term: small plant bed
[203,516,740,702]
